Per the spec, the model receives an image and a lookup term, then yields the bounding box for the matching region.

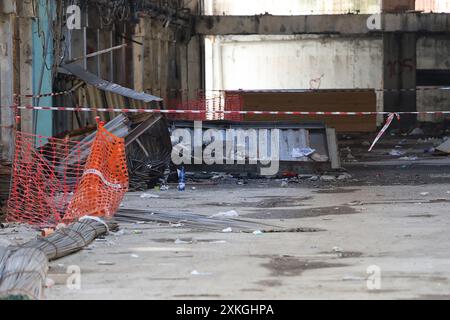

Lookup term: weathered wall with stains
[203,0,381,15]
[417,36,450,121]
[416,0,450,12]
[205,35,384,119]
[0,13,14,159]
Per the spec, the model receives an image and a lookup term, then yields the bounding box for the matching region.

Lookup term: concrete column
[187,35,203,100]
[16,1,34,134]
[383,33,417,125]
[0,12,15,159]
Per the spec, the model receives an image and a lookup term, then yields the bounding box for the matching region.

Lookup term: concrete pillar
[383,33,417,125]
[16,1,34,134]
[180,35,203,102]
[187,35,203,100]
[0,12,15,159]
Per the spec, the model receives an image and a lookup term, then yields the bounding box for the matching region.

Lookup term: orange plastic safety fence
[7,126,128,227]
[7,132,86,227]
[63,126,128,223]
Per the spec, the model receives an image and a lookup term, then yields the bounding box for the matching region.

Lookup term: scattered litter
[170,223,184,228]
[132,230,143,235]
[298,174,315,180]
[175,239,192,244]
[253,230,263,236]
[159,185,170,191]
[41,228,55,237]
[320,175,336,182]
[178,167,186,192]
[337,173,352,181]
[398,156,418,161]
[332,247,344,253]
[292,147,316,158]
[436,138,450,154]
[342,275,365,281]
[45,278,55,288]
[389,149,405,157]
[211,240,227,244]
[131,254,139,258]
[191,187,197,190]
[311,153,329,162]
[140,193,160,199]
[97,261,115,266]
[309,176,319,182]
[409,128,425,136]
[280,179,289,187]
[111,229,125,236]
[420,192,430,196]
[222,227,233,233]
[210,210,239,218]
[191,270,212,276]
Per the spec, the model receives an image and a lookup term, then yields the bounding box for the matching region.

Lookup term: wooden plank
[238,91,377,133]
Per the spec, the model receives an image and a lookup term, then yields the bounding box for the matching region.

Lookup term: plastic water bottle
[178,166,186,192]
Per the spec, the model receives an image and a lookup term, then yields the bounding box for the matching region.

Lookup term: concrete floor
[37,177,450,300]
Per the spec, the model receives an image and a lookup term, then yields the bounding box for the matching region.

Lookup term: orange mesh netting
[64,126,128,223]
[7,126,128,227]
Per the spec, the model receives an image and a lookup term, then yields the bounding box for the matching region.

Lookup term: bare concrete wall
[417,36,450,122]
[203,0,381,15]
[205,35,384,122]
[0,13,15,159]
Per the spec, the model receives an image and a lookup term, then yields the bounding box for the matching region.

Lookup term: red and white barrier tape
[5,105,450,151]
[7,105,450,117]
[368,113,401,152]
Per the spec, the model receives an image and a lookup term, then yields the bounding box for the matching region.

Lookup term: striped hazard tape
[368,113,401,152]
[7,105,450,117]
[6,105,450,152]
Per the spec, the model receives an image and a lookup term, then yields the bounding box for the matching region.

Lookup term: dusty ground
[1,133,450,300]
[39,170,450,300]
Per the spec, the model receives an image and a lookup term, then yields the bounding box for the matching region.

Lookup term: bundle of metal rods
[0,247,48,300]
[21,219,118,261]
[0,218,117,300]
[115,208,275,233]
